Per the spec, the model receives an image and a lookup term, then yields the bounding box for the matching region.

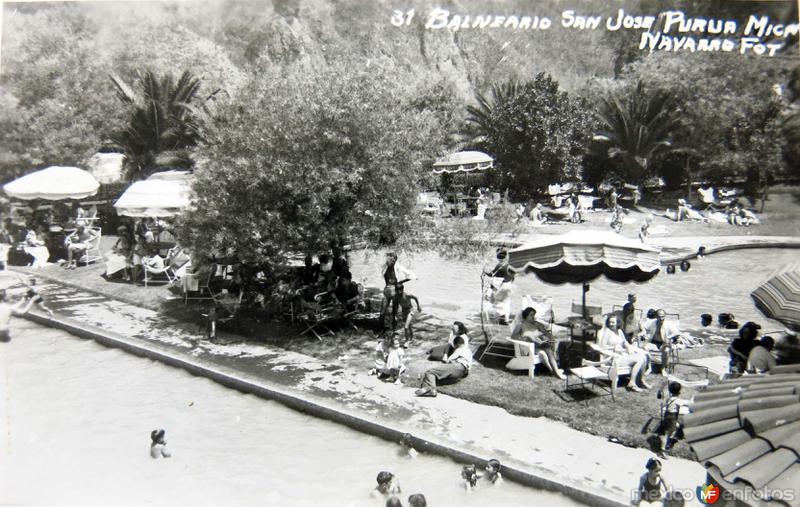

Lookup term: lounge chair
[183,267,218,304]
[480,295,554,376]
[143,247,186,287]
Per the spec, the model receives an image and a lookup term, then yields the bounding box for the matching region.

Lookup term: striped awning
[507,230,661,284]
[752,263,800,331]
[431,151,493,174]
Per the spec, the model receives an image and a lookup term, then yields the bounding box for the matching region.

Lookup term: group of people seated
[1,202,101,269]
[103,218,175,283]
[726,319,799,375]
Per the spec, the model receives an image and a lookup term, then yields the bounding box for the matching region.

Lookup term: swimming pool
[349,248,797,331]
[0,321,580,506]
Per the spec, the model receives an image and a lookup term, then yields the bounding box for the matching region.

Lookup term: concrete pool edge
[22,310,628,507]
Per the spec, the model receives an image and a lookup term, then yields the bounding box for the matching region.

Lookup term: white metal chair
[78,227,103,266]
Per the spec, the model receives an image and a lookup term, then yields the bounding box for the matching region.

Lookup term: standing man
[621,293,638,341]
[380,252,416,330]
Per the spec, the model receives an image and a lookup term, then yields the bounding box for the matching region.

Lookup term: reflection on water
[350,248,796,331]
[0,322,579,507]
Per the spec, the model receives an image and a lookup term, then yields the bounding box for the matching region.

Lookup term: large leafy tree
[594,81,681,185]
[621,52,792,202]
[460,73,591,199]
[109,70,205,181]
[175,58,457,264]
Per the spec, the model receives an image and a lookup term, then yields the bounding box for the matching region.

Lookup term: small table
[565,365,617,401]
[555,316,600,352]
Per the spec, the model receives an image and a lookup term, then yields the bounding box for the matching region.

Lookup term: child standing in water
[633,458,666,505]
[484,459,503,485]
[461,464,479,492]
[150,429,172,459]
[372,471,401,498]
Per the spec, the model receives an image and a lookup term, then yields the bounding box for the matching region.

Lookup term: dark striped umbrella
[507,230,661,317]
[751,263,800,331]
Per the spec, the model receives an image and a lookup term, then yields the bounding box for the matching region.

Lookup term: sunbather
[64,225,97,269]
[510,307,565,379]
[370,334,405,383]
[598,314,650,391]
[728,321,761,374]
[427,321,469,361]
[416,335,471,397]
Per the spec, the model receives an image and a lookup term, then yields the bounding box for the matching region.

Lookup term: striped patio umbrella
[751,263,800,331]
[507,230,661,317]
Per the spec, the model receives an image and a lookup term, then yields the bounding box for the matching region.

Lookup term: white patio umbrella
[114,174,193,218]
[3,166,100,200]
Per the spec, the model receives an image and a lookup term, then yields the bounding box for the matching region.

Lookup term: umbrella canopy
[507,230,661,317]
[114,176,192,218]
[432,151,493,174]
[3,166,100,201]
[507,230,661,284]
[751,263,800,331]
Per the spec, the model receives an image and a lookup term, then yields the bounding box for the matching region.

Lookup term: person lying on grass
[416,335,471,397]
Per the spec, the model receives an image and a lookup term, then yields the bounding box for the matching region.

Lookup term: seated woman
[24,225,50,268]
[64,225,97,269]
[598,314,651,391]
[427,322,469,361]
[104,226,133,281]
[509,307,565,379]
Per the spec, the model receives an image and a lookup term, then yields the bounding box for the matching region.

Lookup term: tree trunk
[685,159,693,201]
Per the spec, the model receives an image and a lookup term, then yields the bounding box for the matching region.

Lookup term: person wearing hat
[150,429,171,458]
[372,471,401,498]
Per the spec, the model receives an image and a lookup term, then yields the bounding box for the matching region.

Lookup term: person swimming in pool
[0,288,38,343]
[484,459,503,485]
[372,471,401,498]
[150,429,172,459]
[461,464,480,492]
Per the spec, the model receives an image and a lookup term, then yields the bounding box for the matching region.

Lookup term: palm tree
[594,81,681,185]
[109,69,204,181]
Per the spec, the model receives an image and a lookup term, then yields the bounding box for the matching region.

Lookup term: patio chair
[78,227,102,266]
[297,292,342,340]
[183,266,218,304]
[567,345,623,401]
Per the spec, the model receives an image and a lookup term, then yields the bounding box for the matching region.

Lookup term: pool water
[349,248,797,332]
[0,321,580,507]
